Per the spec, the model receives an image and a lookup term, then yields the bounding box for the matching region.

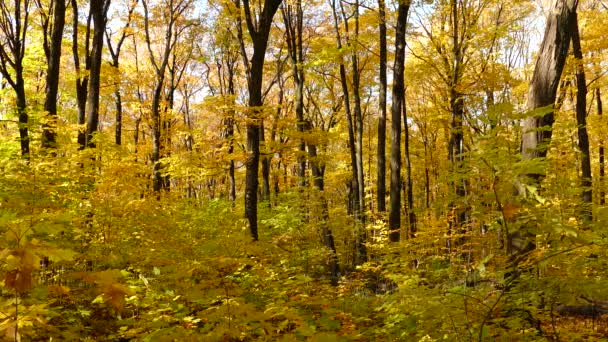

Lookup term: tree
[142,0,193,192]
[376,0,387,213]
[71,0,91,149]
[330,0,366,263]
[570,9,592,219]
[389,0,410,242]
[0,0,32,157]
[234,0,282,240]
[105,0,137,145]
[281,0,306,186]
[85,0,111,148]
[39,0,66,149]
[598,87,604,204]
[520,0,577,167]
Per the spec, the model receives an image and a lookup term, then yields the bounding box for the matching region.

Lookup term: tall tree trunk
[142,0,190,193]
[351,1,366,256]
[106,2,135,146]
[41,0,66,149]
[571,11,592,219]
[376,0,387,213]
[597,88,605,205]
[339,0,366,262]
[403,95,416,238]
[236,0,283,240]
[514,0,577,262]
[16,85,29,157]
[331,0,358,216]
[389,1,409,242]
[520,0,577,164]
[282,1,306,186]
[72,0,91,150]
[85,0,110,148]
[222,59,237,203]
[447,0,467,249]
[0,0,31,157]
[261,121,271,202]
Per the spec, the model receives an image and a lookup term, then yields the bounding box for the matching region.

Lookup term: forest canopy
[1,0,608,340]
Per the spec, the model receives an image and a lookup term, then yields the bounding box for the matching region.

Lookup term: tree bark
[520,0,577,165]
[389,1,409,242]
[377,0,387,213]
[236,0,282,240]
[447,0,467,249]
[282,2,306,186]
[85,0,110,148]
[41,0,66,149]
[142,0,190,192]
[330,0,358,217]
[0,0,31,157]
[513,0,577,263]
[71,0,91,150]
[598,88,605,205]
[571,11,592,219]
[403,95,416,238]
[105,0,135,146]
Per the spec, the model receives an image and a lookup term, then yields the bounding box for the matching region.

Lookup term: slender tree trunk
[106,2,135,146]
[260,121,271,202]
[389,1,409,242]
[597,88,605,205]
[331,0,358,216]
[339,0,366,262]
[41,0,66,149]
[151,83,164,192]
[85,0,110,148]
[350,1,366,253]
[72,0,91,150]
[282,2,306,186]
[0,0,31,157]
[377,0,387,213]
[403,96,416,238]
[447,0,467,249]
[237,0,283,240]
[225,65,237,203]
[571,11,592,219]
[16,85,29,157]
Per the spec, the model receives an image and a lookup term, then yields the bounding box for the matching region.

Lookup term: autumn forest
[1,0,608,340]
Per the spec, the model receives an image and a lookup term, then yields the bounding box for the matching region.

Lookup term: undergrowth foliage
[0,127,606,341]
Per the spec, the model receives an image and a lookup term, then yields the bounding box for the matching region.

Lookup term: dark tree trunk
[16,85,29,157]
[337,0,366,262]
[514,0,577,263]
[72,0,92,150]
[598,88,605,205]
[331,1,357,216]
[85,0,110,148]
[571,11,592,219]
[260,121,271,203]
[142,0,190,193]
[282,1,306,186]
[106,2,135,146]
[220,57,237,203]
[0,0,31,157]
[520,0,577,164]
[389,1,409,242]
[350,1,366,260]
[41,0,66,149]
[237,0,283,241]
[376,0,387,213]
[403,96,416,238]
[447,0,467,249]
